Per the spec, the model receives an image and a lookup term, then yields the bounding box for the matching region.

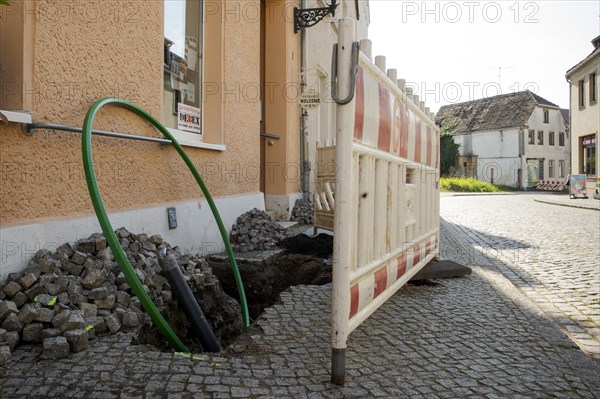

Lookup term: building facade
[301,0,370,194]
[566,35,600,195]
[0,0,301,279]
[437,91,570,189]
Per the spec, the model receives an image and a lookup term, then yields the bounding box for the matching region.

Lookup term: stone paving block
[79,302,98,318]
[3,331,19,351]
[0,300,18,321]
[64,329,89,352]
[104,314,121,334]
[122,312,140,328]
[88,287,109,300]
[19,273,38,290]
[3,282,22,298]
[22,322,43,343]
[41,336,70,359]
[1,313,23,332]
[41,328,63,340]
[24,284,45,301]
[0,344,11,366]
[95,294,116,310]
[82,268,107,290]
[18,303,39,324]
[60,311,86,332]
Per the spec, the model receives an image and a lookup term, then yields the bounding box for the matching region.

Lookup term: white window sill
[0,110,32,124]
[166,128,226,151]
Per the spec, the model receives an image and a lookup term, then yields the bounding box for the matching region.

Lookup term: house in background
[437,91,570,189]
[566,35,599,195]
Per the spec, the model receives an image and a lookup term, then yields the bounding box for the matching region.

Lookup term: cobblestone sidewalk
[441,194,600,357]
[1,217,599,397]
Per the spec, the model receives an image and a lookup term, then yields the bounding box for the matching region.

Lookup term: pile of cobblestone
[290,199,314,225]
[229,209,286,252]
[0,228,237,366]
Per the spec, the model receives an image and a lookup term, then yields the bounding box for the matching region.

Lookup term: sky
[368,0,600,112]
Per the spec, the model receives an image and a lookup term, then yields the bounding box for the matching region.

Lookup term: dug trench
[208,233,333,322]
[133,232,333,353]
[0,226,333,366]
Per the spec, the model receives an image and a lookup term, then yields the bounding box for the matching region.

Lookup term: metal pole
[24,122,173,145]
[300,0,310,201]
[331,17,355,386]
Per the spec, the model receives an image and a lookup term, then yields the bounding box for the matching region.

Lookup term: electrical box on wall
[167,207,177,229]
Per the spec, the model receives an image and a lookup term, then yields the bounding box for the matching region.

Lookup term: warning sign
[177,103,201,134]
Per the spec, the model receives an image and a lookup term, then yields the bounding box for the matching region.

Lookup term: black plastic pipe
[160,253,222,353]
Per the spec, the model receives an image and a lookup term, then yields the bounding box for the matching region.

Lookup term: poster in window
[185,36,198,72]
[170,55,187,91]
[186,83,195,103]
[177,103,202,135]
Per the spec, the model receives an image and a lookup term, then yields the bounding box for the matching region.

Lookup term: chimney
[592,35,600,49]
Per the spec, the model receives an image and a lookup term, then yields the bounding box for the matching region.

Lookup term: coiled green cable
[81,98,250,352]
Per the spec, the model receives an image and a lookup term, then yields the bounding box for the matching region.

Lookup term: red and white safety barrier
[327,19,440,385]
[536,180,566,191]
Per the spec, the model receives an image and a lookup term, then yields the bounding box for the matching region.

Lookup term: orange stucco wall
[0,0,261,226]
[263,0,301,196]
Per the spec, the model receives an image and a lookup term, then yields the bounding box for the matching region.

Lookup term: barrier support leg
[331,348,347,385]
[330,17,356,386]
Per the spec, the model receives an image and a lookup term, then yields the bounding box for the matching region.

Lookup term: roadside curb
[534,198,600,211]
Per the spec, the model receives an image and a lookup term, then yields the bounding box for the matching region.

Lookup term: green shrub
[440,177,502,192]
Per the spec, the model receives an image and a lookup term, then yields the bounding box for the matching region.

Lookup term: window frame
[578,79,585,108]
[548,131,555,146]
[559,132,565,147]
[162,1,225,151]
[548,160,555,178]
[590,72,597,104]
[559,160,565,178]
[543,109,549,123]
[528,129,535,145]
[537,130,544,145]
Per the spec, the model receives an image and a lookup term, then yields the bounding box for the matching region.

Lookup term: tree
[438,117,460,176]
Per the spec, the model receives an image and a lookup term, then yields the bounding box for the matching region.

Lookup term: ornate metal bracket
[294,0,339,33]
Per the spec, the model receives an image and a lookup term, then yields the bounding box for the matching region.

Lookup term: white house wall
[524,107,570,184]
[454,129,520,186]
[567,52,599,189]
[453,105,570,188]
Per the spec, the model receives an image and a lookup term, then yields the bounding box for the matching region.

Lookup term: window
[590,72,597,104]
[559,132,565,147]
[543,109,549,123]
[549,131,555,146]
[538,160,544,180]
[528,129,535,144]
[549,160,555,178]
[578,79,585,108]
[164,1,204,140]
[537,130,544,145]
[559,160,565,178]
[582,134,597,176]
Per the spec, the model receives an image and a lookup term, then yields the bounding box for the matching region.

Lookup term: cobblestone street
[441,193,600,357]
[1,193,599,398]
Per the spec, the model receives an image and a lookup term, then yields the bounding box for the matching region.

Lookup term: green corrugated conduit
[81,97,250,352]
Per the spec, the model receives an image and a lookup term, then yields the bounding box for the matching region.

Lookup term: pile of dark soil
[280,233,333,258]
